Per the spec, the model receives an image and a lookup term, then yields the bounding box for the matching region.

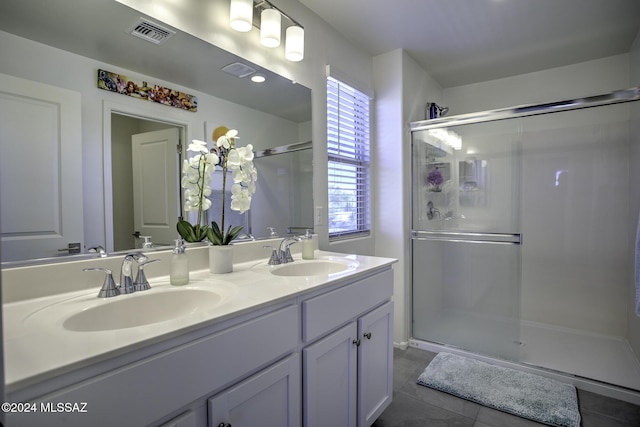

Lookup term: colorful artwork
[97,69,197,112]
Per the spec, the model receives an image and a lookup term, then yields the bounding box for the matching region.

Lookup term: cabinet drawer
[302,269,392,343]
[7,304,299,427]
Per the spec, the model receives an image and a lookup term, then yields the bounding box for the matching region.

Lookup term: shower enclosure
[250,141,313,236]
[410,88,640,395]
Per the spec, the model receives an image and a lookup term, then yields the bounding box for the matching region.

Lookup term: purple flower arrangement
[427,167,444,190]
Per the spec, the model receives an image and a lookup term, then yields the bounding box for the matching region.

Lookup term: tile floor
[372,347,640,427]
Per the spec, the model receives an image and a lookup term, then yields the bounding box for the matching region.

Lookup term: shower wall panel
[520,105,630,336]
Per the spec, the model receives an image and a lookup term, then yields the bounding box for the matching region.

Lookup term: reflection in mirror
[111,114,184,251]
[250,143,313,238]
[459,159,487,207]
[0,0,312,264]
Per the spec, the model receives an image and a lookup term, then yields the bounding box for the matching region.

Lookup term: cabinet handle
[353,338,361,347]
[218,423,231,427]
[364,332,372,339]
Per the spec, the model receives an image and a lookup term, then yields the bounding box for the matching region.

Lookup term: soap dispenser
[302,229,315,260]
[170,238,189,286]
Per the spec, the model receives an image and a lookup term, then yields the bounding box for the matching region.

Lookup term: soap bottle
[302,229,315,260]
[170,238,189,286]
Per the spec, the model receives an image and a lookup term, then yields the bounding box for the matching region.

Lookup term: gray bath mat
[417,352,580,427]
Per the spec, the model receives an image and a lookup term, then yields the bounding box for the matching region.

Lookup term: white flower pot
[209,244,234,274]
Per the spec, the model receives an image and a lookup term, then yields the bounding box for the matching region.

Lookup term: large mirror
[0,0,312,263]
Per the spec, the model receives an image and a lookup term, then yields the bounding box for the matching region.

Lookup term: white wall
[628,31,640,355]
[444,54,630,115]
[373,49,443,346]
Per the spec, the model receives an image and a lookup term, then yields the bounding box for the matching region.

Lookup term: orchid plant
[177,126,257,245]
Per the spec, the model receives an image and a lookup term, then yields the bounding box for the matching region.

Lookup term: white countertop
[3,251,395,392]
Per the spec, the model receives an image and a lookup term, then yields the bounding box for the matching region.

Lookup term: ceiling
[299,0,640,88]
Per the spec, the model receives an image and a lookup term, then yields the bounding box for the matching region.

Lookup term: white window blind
[327,76,371,240]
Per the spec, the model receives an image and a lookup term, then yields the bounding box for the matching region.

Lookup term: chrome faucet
[83,267,119,298]
[120,252,148,294]
[84,252,158,298]
[278,236,302,264]
[133,259,160,292]
[263,236,303,265]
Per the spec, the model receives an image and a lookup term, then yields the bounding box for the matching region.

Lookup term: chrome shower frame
[408,85,640,405]
[414,87,640,131]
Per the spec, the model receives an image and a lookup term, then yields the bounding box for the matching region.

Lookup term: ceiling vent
[128,18,175,45]
[221,62,257,78]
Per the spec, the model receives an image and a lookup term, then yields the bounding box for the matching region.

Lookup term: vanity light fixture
[260,8,281,47]
[229,0,304,62]
[285,25,304,62]
[229,0,254,32]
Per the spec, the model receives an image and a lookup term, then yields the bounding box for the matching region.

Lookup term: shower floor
[519,321,640,391]
[413,310,640,393]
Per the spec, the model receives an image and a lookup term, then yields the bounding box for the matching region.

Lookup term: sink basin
[63,289,221,332]
[62,289,221,332]
[33,288,223,332]
[270,260,354,277]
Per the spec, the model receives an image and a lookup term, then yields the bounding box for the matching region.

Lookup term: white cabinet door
[358,301,394,427]
[0,73,83,261]
[208,354,300,427]
[303,322,358,427]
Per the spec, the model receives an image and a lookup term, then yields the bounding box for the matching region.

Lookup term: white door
[358,301,393,427]
[131,128,180,247]
[303,322,358,427]
[0,73,84,262]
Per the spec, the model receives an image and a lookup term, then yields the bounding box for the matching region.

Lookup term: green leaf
[207,221,223,245]
[177,220,208,242]
[224,225,244,245]
[177,220,197,242]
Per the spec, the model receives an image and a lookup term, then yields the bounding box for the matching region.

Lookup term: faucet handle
[140,236,153,249]
[267,227,278,237]
[263,245,281,265]
[84,268,120,298]
[134,259,160,292]
[87,245,107,258]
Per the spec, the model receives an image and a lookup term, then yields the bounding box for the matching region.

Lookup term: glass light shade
[260,9,281,48]
[285,26,304,62]
[229,0,253,32]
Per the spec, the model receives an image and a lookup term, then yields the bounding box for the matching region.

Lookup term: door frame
[102,100,194,253]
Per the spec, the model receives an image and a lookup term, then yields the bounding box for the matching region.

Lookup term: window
[327,75,371,240]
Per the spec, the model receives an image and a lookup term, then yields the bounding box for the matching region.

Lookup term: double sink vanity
[2,239,396,427]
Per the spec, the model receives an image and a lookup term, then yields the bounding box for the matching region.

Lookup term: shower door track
[410,87,640,131]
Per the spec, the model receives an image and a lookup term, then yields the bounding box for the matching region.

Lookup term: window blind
[327,76,371,240]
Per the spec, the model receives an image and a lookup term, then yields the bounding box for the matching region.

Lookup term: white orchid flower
[230,183,252,213]
[188,139,209,153]
[216,129,238,149]
[227,144,254,167]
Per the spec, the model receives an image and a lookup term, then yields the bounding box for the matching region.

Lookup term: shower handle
[427,201,440,220]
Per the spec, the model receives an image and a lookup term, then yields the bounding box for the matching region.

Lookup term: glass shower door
[411,120,523,361]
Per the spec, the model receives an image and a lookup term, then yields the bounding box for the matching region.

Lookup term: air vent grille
[129,18,175,45]
[221,62,257,78]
